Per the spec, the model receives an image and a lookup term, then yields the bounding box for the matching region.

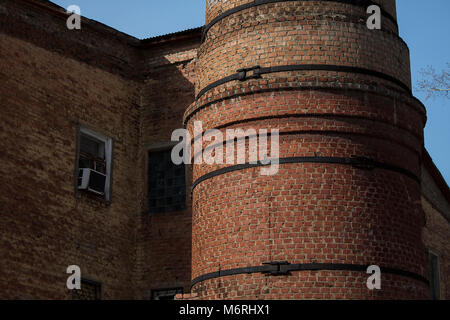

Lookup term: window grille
[72,279,102,300]
[148,149,186,214]
[152,288,183,300]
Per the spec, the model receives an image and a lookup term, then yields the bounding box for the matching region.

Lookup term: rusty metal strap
[191,262,429,289]
[196,64,411,101]
[202,0,398,43]
[191,156,420,194]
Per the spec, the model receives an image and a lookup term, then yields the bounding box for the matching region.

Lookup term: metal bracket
[236,65,262,81]
[262,261,291,276]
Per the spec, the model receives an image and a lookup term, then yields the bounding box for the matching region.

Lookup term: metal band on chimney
[191,156,420,194]
[191,263,429,289]
[202,0,398,43]
[183,87,427,127]
[195,64,411,101]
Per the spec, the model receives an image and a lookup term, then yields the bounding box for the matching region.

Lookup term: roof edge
[140,27,203,47]
[35,0,203,47]
[22,0,140,44]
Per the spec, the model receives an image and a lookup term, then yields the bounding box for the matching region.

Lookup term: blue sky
[50,0,449,184]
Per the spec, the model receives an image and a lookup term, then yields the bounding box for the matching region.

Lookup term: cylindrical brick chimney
[184,0,429,299]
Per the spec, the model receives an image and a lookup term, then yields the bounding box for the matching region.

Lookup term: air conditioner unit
[78,168,106,195]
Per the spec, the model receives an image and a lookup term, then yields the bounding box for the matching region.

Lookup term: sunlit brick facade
[0,0,448,300]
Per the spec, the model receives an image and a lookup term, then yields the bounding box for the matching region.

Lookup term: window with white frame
[76,126,113,201]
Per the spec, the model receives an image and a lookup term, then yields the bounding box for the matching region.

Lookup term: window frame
[429,251,441,300]
[75,125,114,202]
[79,134,107,174]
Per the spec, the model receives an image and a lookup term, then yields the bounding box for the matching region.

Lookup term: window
[76,126,113,201]
[151,288,183,300]
[429,252,441,300]
[148,149,186,213]
[72,279,102,300]
[79,134,106,174]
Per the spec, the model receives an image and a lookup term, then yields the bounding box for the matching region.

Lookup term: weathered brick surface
[1,0,449,301]
[136,36,200,297]
[0,0,141,79]
[186,90,425,181]
[188,0,431,299]
[0,30,141,299]
[205,0,398,27]
[192,272,428,300]
[0,0,200,299]
[199,1,408,93]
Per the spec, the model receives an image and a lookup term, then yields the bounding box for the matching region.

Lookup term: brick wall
[0,0,201,299]
[0,24,141,300]
[204,0,397,26]
[1,0,449,301]
[188,0,430,299]
[136,33,200,298]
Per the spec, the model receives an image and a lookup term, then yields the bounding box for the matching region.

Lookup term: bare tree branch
[417,63,450,100]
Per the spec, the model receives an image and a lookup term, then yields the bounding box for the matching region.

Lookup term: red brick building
[0,0,448,300]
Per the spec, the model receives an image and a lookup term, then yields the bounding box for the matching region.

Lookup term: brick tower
[184,0,429,299]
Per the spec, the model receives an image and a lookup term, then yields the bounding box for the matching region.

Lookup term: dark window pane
[79,134,106,174]
[79,155,93,169]
[152,288,183,300]
[95,162,106,174]
[148,149,186,213]
[80,135,104,158]
[72,279,101,300]
[429,252,440,300]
